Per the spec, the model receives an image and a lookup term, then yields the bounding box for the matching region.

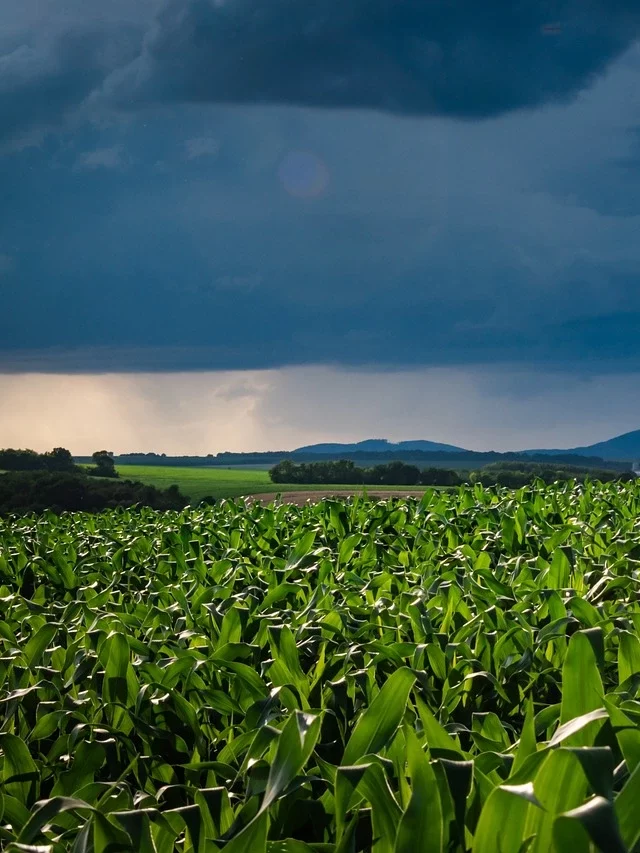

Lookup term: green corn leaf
[22,623,59,669]
[560,630,605,743]
[267,626,310,704]
[472,783,541,853]
[335,763,402,853]
[394,728,444,853]
[262,711,321,810]
[285,532,316,570]
[526,748,596,852]
[415,698,463,758]
[17,797,94,845]
[511,699,537,776]
[92,812,134,853]
[554,797,626,853]
[0,734,39,808]
[113,810,157,853]
[618,630,640,684]
[101,631,130,706]
[604,699,640,774]
[343,668,416,766]
[615,756,640,849]
[222,810,269,853]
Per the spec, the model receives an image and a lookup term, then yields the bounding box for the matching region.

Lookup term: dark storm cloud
[103,0,640,118]
[2,0,639,143]
[1,78,640,375]
[0,25,140,144]
[1,1,640,376]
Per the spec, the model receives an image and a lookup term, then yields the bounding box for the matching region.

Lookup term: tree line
[0,447,191,515]
[0,471,186,515]
[270,460,462,486]
[94,449,626,470]
[270,459,634,488]
[470,461,635,488]
[0,447,117,478]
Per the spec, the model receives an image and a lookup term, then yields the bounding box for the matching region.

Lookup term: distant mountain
[294,430,640,463]
[292,438,467,455]
[523,429,640,462]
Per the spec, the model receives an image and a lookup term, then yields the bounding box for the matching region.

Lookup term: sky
[1,1,640,453]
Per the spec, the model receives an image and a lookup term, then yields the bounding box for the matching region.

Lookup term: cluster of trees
[88,451,117,478]
[471,461,635,488]
[0,471,186,515]
[269,458,633,489]
[270,460,462,486]
[0,447,76,472]
[0,447,117,478]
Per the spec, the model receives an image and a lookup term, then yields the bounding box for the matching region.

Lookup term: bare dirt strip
[244,489,429,505]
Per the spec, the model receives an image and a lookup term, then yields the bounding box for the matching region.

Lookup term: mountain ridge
[520,428,640,461]
[294,429,640,461]
[293,438,466,454]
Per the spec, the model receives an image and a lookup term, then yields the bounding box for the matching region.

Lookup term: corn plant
[1,479,640,850]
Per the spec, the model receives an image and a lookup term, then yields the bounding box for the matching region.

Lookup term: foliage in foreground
[1,481,640,850]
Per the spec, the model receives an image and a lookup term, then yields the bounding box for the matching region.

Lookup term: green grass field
[115,464,273,501]
[114,464,430,502]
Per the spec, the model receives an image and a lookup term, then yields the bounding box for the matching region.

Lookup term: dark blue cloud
[1,2,639,375]
[1,85,640,373]
[1,169,639,374]
[0,0,637,147]
[0,25,140,144]
[1,1,638,141]
[104,0,640,118]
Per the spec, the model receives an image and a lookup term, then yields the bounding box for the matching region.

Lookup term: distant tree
[363,461,421,486]
[470,460,633,488]
[419,467,463,486]
[270,459,457,487]
[44,447,75,471]
[270,459,299,483]
[91,450,117,478]
[0,447,76,473]
[0,448,42,471]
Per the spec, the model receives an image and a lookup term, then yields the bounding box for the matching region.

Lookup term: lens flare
[278,150,329,198]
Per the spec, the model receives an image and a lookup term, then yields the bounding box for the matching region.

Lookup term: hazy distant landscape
[94,428,640,470]
[2,427,638,510]
[61,427,640,504]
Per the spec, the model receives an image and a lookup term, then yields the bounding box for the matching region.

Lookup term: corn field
[2,480,640,851]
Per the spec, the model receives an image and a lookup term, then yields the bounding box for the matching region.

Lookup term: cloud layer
[0,0,639,379]
[0,25,140,145]
[104,0,640,118]
[2,0,640,147]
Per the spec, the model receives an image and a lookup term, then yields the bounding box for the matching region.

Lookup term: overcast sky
[1,1,639,453]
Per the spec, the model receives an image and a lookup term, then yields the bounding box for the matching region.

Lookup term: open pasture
[114,464,273,502]
[113,464,430,502]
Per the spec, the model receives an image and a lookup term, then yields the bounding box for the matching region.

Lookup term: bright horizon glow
[2,366,640,456]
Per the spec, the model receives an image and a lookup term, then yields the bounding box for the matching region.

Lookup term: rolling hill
[293,438,467,454]
[523,429,640,461]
